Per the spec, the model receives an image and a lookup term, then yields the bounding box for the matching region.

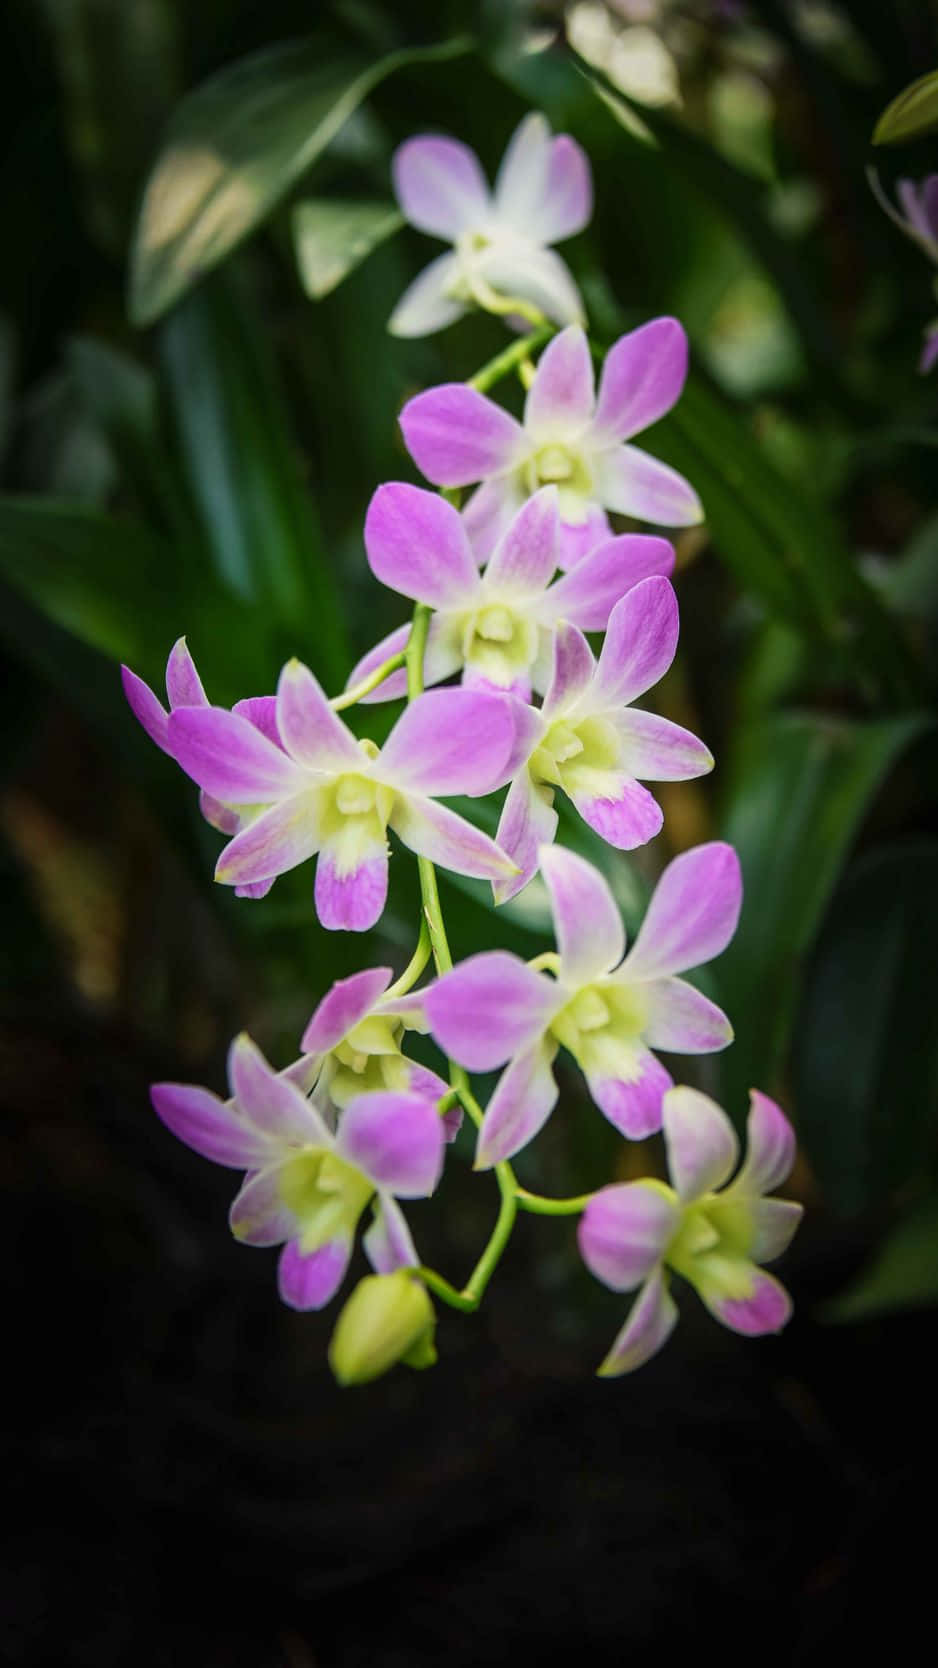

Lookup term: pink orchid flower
[579,1086,802,1375]
[400,321,703,567]
[424,841,741,1167]
[493,575,714,900]
[346,483,673,703]
[388,112,591,337]
[152,1033,445,1311]
[165,660,521,932]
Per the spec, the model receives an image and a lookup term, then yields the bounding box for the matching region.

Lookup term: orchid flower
[151,1033,446,1310]
[347,483,673,703]
[121,638,276,899]
[869,171,938,372]
[165,661,520,931]
[578,1087,803,1375]
[400,321,702,567]
[388,112,591,337]
[493,575,713,900]
[425,842,741,1166]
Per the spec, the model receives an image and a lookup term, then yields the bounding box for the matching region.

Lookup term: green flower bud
[328,1272,436,1386]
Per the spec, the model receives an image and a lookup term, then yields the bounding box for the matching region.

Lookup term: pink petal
[228,1164,295,1247]
[232,695,282,748]
[336,1090,445,1197]
[540,845,625,984]
[662,1085,739,1200]
[749,1199,803,1263]
[301,966,394,1055]
[392,135,490,238]
[493,114,591,243]
[363,1195,419,1273]
[706,1268,793,1337]
[234,877,276,900]
[425,951,556,1071]
[227,1032,332,1145]
[278,1237,352,1311]
[734,1090,797,1196]
[463,477,526,562]
[121,665,170,752]
[388,251,468,338]
[642,977,733,1054]
[165,637,207,709]
[594,443,703,526]
[568,773,663,849]
[578,1182,679,1291]
[478,242,585,329]
[493,767,558,904]
[216,793,324,887]
[540,534,674,632]
[474,1039,559,1168]
[400,384,526,487]
[168,706,305,803]
[586,1048,672,1139]
[593,574,679,706]
[592,317,689,442]
[598,1267,679,1376]
[542,622,595,717]
[524,326,595,442]
[314,836,388,933]
[345,618,461,705]
[365,482,479,607]
[276,660,361,771]
[622,842,742,981]
[482,485,560,594]
[556,504,612,570]
[390,793,518,883]
[611,709,714,782]
[150,1082,275,1169]
[380,688,515,796]
[199,791,239,834]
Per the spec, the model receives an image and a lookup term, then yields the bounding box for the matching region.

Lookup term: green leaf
[160,269,347,686]
[793,840,938,1215]
[129,33,471,325]
[873,68,938,145]
[823,1195,938,1322]
[65,336,191,537]
[712,711,931,1113]
[293,198,403,299]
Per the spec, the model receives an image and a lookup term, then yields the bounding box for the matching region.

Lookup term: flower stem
[330,649,407,710]
[469,275,550,331]
[384,917,431,1001]
[469,325,553,393]
[515,1188,594,1217]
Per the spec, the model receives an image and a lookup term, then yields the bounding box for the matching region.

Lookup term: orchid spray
[125,112,801,1384]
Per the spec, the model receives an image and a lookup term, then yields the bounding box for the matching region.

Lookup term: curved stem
[469,275,550,330]
[384,917,431,1001]
[515,1188,594,1217]
[330,649,407,710]
[469,324,553,393]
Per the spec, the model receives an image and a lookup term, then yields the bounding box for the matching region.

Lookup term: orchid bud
[328,1272,436,1386]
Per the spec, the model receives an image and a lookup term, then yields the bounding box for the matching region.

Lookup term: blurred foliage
[2,0,938,1338]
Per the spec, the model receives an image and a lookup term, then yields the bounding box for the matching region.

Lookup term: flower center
[549,980,647,1059]
[523,445,594,508]
[277,1149,373,1250]
[665,1197,757,1294]
[531,716,619,789]
[460,603,539,688]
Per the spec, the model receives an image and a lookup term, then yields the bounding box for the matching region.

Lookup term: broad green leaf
[823,1195,938,1321]
[712,711,931,1113]
[873,68,938,145]
[160,269,347,686]
[293,198,403,299]
[793,841,938,1215]
[129,33,471,324]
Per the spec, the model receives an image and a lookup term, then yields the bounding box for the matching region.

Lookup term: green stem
[469,275,549,331]
[469,324,553,393]
[383,917,431,1001]
[515,1188,594,1217]
[330,648,407,711]
[418,1266,479,1312]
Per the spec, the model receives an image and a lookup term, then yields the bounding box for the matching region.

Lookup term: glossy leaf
[793,840,938,1215]
[712,711,931,1112]
[824,1195,938,1322]
[873,69,938,145]
[293,198,403,299]
[129,33,471,324]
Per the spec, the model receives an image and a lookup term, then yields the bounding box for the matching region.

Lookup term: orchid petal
[390,793,517,882]
[734,1090,797,1197]
[542,622,595,717]
[387,252,468,337]
[336,1091,444,1197]
[598,1267,679,1376]
[122,665,169,752]
[578,1182,679,1291]
[364,1194,419,1274]
[556,504,612,570]
[392,135,490,238]
[199,791,239,834]
[300,967,393,1055]
[165,637,207,709]
[275,661,361,771]
[365,482,479,607]
[611,709,714,782]
[493,114,591,243]
[482,485,560,594]
[540,844,625,983]
[400,383,526,486]
[215,792,324,887]
[663,1085,739,1201]
[228,1164,296,1247]
[594,443,703,526]
[749,1199,803,1263]
[593,574,679,706]
[585,1046,672,1140]
[592,317,689,442]
[704,1267,793,1337]
[493,767,558,904]
[540,533,674,631]
[168,706,305,803]
[524,326,595,442]
[463,476,526,562]
[380,688,514,796]
[278,1236,352,1311]
[150,1082,276,1169]
[232,695,282,748]
[568,772,663,849]
[478,242,585,328]
[345,616,461,704]
[622,842,742,981]
[228,1032,332,1145]
[314,833,388,933]
[475,1039,559,1168]
[642,977,733,1054]
[425,951,555,1071]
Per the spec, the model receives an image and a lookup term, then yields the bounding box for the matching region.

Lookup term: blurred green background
[3,3,938,1663]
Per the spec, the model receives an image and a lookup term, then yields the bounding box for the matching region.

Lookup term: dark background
[3,3,938,1662]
